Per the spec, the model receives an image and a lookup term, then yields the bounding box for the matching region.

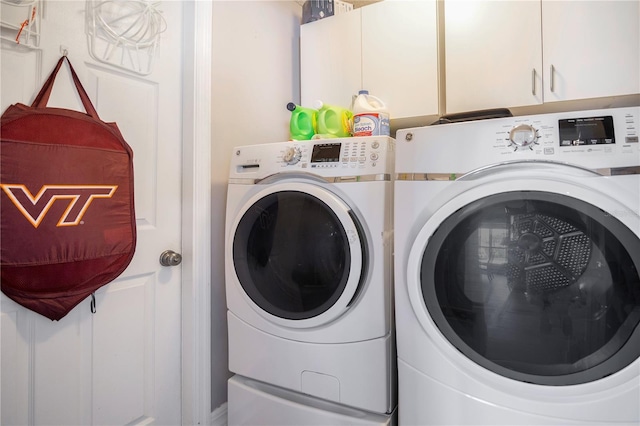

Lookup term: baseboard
[211,402,228,426]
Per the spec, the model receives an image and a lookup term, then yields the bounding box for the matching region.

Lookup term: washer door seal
[232,185,367,326]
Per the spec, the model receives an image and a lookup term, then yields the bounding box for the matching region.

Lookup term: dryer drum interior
[421,191,640,385]
[506,212,592,295]
[233,190,364,320]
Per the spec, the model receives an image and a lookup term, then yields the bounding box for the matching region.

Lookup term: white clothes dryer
[228,374,397,426]
[394,107,640,425]
[226,137,396,414]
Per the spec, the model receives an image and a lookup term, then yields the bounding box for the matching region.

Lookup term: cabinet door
[300,10,362,109]
[542,1,640,102]
[362,0,439,119]
[445,0,542,113]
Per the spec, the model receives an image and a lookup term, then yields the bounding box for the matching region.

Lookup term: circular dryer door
[231,182,366,328]
[409,162,640,385]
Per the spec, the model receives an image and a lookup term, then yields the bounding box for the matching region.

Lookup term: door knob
[160,250,182,266]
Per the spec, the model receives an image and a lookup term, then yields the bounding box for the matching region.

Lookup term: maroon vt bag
[0,56,136,321]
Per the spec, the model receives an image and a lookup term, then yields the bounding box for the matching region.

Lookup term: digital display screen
[559,115,615,146]
[311,143,341,162]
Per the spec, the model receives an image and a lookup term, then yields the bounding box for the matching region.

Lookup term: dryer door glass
[233,190,362,320]
[421,191,640,385]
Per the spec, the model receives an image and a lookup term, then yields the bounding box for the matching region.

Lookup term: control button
[508,124,539,149]
[283,146,302,165]
[370,153,379,161]
[371,141,380,149]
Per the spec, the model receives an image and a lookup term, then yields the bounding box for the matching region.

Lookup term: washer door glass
[421,191,640,385]
[233,190,363,320]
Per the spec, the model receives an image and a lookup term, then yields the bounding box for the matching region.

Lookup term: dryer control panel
[496,108,640,159]
[396,106,640,174]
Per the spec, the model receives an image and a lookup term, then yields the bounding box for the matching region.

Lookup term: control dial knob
[283,146,302,165]
[508,124,539,150]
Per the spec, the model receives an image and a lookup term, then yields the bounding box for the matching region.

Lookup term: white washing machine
[394,107,640,425]
[228,374,397,426]
[225,136,396,415]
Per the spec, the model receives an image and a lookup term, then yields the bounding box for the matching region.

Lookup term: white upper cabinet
[445,0,640,114]
[361,0,439,119]
[300,10,362,109]
[445,0,543,113]
[541,0,640,102]
[301,1,439,119]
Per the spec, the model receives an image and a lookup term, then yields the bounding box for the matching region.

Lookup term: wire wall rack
[85,0,166,76]
[1,0,41,48]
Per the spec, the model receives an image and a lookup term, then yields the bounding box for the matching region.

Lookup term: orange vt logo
[0,184,118,228]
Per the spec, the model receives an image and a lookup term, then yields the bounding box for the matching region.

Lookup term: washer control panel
[279,137,393,171]
[230,136,395,179]
[309,139,384,168]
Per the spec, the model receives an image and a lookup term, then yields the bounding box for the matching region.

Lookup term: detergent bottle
[287,102,317,140]
[351,90,390,137]
[314,100,352,138]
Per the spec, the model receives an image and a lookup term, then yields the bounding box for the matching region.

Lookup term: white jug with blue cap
[351,90,390,137]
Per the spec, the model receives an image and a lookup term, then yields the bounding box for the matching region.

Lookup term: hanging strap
[31,55,100,120]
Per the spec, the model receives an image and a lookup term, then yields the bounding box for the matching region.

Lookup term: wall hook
[60,45,68,56]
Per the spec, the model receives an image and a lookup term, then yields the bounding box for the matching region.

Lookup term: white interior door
[1,1,184,424]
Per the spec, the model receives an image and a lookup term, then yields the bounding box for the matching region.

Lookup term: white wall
[211,1,303,409]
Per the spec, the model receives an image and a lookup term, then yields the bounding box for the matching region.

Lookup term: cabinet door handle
[532,69,536,95]
[550,64,555,93]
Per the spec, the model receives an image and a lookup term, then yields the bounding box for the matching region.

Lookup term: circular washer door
[407,163,640,385]
[230,181,367,329]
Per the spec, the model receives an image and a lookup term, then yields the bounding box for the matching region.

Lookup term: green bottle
[287,102,317,140]
[314,100,353,138]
